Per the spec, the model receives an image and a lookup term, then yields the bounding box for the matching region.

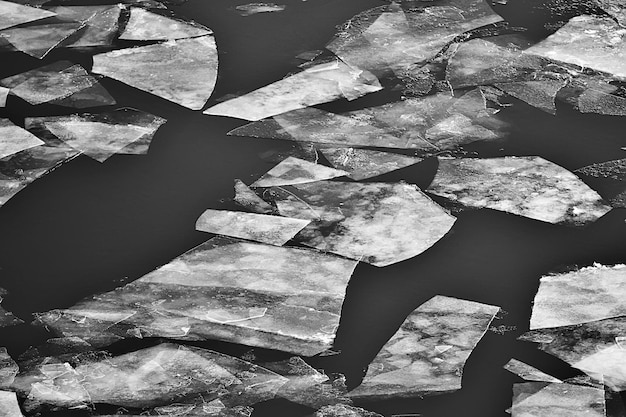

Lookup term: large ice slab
[0,119,44,160]
[25,109,167,162]
[35,237,359,356]
[0,348,18,388]
[511,382,605,417]
[428,156,612,225]
[529,264,626,330]
[0,21,84,59]
[92,35,217,110]
[204,60,382,121]
[503,359,562,383]
[349,295,499,400]
[120,7,212,40]
[319,147,423,180]
[251,157,348,187]
[195,208,310,245]
[48,5,122,48]
[267,181,456,267]
[0,391,23,417]
[0,0,55,31]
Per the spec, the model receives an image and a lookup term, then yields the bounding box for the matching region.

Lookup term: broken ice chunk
[233,179,275,214]
[0,0,56,31]
[251,157,348,187]
[35,237,358,356]
[573,345,626,392]
[511,382,605,417]
[0,119,44,160]
[268,181,456,267]
[119,8,212,41]
[349,295,499,400]
[428,156,612,225]
[319,147,423,180]
[0,391,23,417]
[0,348,18,388]
[235,3,285,16]
[526,15,626,79]
[195,209,310,246]
[204,60,382,121]
[496,79,568,115]
[48,5,122,48]
[25,108,167,162]
[0,21,85,59]
[529,264,626,330]
[594,0,626,26]
[0,289,23,327]
[310,404,383,417]
[576,158,626,181]
[503,359,562,383]
[92,35,217,110]
[0,87,7,107]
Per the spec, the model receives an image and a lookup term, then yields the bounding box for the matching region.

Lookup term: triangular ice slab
[35,237,358,356]
[503,359,562,383]
[0,87,8,107]
[0,21,84,59]
[0,391,22,417]
[0,119,44,160]
[120,7,212,40]
[319,147,423,180]
[349,296,499,400]
[529,264,626,330]
[428,156,612,225]
[49,5,122,48]
[204,60,382,121]
[195,209,310,246]
[233,179,275,214]
[268,181,456,267]
[251,157,348,187]
[511,382,605,417]
[92,35,217,110]
[0,0,56,31]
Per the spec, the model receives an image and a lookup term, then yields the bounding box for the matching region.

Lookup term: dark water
[0,0,625,416]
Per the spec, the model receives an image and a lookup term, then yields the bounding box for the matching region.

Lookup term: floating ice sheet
[428,156,612,225]
[511,382,605,417]
[0,391,22,417]
[526,15,626,80]
[0,119,44,160]
[233,179,275,214]
[35,237,358,356]
[0,0,56,31]
[235,3,285,16]
[576,158,626,181]
[251,157,348,187]
[92,35,217,110]
[204,60,382,121]
[229,89,507,152]
[48,5,122,48]
[0,289,23,327]
[195,208,310,246]
[529,264,626,330]
[349,296,499,400]
[0,21,84,59]
[310,404,383,417]
[319,147,423,180]
[0,348,18,388]
[120,7,212,40]
[503,359,562,383]
[327,0,503,75]
[25,109,167,162]
[268,181,456,267]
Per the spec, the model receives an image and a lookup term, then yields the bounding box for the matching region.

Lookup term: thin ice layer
[35,237,358,356]
[327,0,503,75]
[0,0,56,31]
[529,264,626,330]
[520,317,626,391]
[92,35,218,110]
[269,181,456,267]
[25,109,167,162]
[120,8,212,40]
[0,119,44,160]
[233,179,274,214]
[235,3,285,16]
[511,382,605,417]
[48,5,122,48]
[0,348,18,388]
[229,89,507,152]
[428,156,611,225]
[349,296,499,400]
[0,21,84,59]
[0,391,22,417]
[195,209,310,246]
[526,15,626,79]
[204,60,382,121]
[251,157,348,187]
[503,359,562,383]
[12,343,287,410]
[319,147,423,180]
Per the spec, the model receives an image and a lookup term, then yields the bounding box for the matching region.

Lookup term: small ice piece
[269,181,456,267]
[0,119,44,160]
[0,86,7,107]
[251,157,349,187]
[195,209,310,246]
[203,60,382,121]
[495,79,568,115]
[529,264,626,330]
[526,15,626,79]
[233,179,275,214]
[319,147,423,180]
[428,156,612,225]
[48,5,123,48]
[0,391,23,417]
[503,359,562,383]
[235,3,286,16]
[119,8,212,40]
[311,404,383,417]
[92,35,217,110]
[0,21,85,59]
[25,108,167,162]
[0,347,18,388]
[349,296,499,400]
[0,0,56,31]
[511,382,605,417]
[0,288,23,328]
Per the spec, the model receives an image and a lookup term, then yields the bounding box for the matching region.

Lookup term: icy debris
[503,359,562,383]
[0,391,23,417]
[25,108,167,162]
[0,0,56,31]
[0,21,85,59]
[511,382,605,417]
[0,288,23,327]
[349,296,499,400]
[233,179,275,214]
[35,237,358,356]
[195,208,310,246]
[0,119,44,160]
[92,35,217,110]
[120,7,212,41]
[267,181,456,267]
[310,404,383,417]
[235,3,285,16]
[427,156,612,225]
[48,5,122,48]
[204,60,382,121]
[319,147,423,181]
[251,157,348,187]
[529,264,626,330]
[0,348,18,388]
